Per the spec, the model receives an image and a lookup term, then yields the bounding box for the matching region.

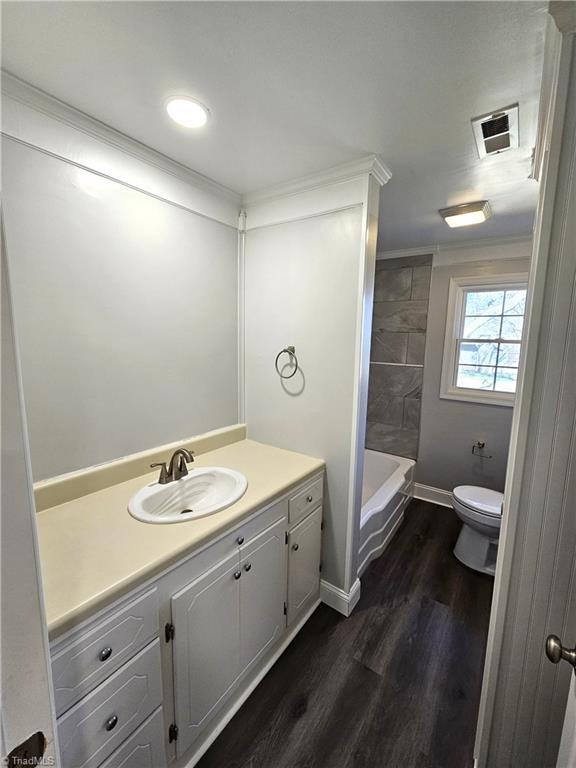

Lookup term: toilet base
[454,523,498,576]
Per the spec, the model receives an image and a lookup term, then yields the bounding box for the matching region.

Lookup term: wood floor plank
[197,500,493,768]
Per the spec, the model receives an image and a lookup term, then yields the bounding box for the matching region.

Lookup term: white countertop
[36,439,324,638]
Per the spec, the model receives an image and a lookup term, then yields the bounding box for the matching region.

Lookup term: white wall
[243,172,382,596]
[416,242,531,493]
[1,83,240,480]
[1,219,58,763]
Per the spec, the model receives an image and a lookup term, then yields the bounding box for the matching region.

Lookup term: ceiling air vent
[472,104,519,158]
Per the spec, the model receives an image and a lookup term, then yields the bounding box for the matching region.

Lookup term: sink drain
[181,508,194,514]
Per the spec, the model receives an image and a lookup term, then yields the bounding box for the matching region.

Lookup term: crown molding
[1,70,241,205]
[376,245,439,261]
[377,234,533,261]
[549,1,576,34]
[242,154,392,207]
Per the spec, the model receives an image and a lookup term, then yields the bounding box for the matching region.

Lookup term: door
[474,15,576,767]
[171,549,241,757]
[287,507,322,625]
[239,517,287,675]
[557,671,576,767]
[1,215,59,764]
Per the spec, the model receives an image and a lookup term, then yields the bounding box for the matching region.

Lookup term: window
[440,274,528,406]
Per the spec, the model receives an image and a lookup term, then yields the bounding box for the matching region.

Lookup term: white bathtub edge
[413,482,452,508]
[357,499,407,577]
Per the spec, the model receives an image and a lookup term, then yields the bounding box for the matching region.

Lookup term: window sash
[440,275,528,407]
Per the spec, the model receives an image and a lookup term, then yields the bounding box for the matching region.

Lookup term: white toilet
[452,485,503,575]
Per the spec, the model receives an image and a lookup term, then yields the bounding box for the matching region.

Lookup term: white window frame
[440,273,529,407]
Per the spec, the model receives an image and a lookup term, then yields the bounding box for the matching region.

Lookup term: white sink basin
[128,467,248,524]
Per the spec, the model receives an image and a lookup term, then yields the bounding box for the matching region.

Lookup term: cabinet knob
[236,536,245,545]
[292,543,299,551]
[233,571,241,580]
[244,562,252,572]
[105,714,118,732]
[306,495,313,503]
[98,647,112,662]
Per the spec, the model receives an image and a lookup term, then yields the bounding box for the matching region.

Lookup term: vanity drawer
[58,639,162,768]
[231,497,288,547]
[52,588,159,716]
[289,476,323,526]
[98,708,166,768]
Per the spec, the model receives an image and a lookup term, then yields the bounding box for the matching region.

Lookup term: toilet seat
[453,485,503,518]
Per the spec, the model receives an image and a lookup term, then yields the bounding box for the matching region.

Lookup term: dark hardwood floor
[197,499,494,768]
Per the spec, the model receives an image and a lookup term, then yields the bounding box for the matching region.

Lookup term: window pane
[497,343,521,367]
[458,342,499,367]
[465,290,504,316]
[456,365,496,390]
[495,367,518,393]
[504,290,527,315]
[501,315,524,340]
[463,315,501,339]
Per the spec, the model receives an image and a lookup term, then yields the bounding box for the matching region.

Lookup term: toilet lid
[453,485,503,517]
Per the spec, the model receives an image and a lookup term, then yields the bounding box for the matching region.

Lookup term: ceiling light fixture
[166,97,209,128]
[439,200,492,228]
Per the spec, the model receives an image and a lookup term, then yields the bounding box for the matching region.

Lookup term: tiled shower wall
[366,254,433,459]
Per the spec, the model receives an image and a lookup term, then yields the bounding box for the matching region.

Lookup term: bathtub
[358,449,415,577]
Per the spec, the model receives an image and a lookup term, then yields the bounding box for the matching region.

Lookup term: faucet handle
[150,462,170,485]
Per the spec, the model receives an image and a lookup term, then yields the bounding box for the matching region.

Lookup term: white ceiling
[1,1,546,251]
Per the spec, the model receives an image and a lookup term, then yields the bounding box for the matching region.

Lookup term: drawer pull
[292,543,300,551]
[233,571,241,580]
[243,562,252,572]
[236,536,245,545]
[306,495,313,503]
[105,714,119,732]
[98,647,113,662]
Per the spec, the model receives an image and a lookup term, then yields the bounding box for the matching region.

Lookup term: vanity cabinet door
[239,517,287,676]
[171,550,241,758]
[287,507,322,625]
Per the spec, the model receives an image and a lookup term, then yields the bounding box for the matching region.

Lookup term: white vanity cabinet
[171,516,287,757]
[50,470,324,768]
[287,506,322,625]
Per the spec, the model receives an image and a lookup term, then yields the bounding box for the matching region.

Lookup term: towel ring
[275,346,299,379]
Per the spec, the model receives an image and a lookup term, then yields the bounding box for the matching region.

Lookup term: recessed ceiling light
[439,200,492,228]
[166,98,209,128]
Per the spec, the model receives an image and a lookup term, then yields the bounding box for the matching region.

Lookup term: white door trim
[475,17,576,767]
[1,212,59,763]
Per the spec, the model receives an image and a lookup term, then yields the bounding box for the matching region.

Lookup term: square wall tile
[403,398,421,430]
[373,300,428,333]
[367,390,404,425]
[407,332,426,365]
[375,254,433,271]
[370,331,408,364]
[411,266,432,300]
[369,363,423,399]
[374,267,412,302]
[365,422,419,459]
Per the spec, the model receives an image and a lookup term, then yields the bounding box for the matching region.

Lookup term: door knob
[546,634,576,675]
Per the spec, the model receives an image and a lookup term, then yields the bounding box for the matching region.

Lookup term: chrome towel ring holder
[275,345,299,379]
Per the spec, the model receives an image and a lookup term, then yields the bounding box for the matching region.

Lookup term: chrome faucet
[151,448,195,484]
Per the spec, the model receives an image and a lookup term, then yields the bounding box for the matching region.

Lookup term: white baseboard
[320,577,361,616]
[413,482,452,508]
